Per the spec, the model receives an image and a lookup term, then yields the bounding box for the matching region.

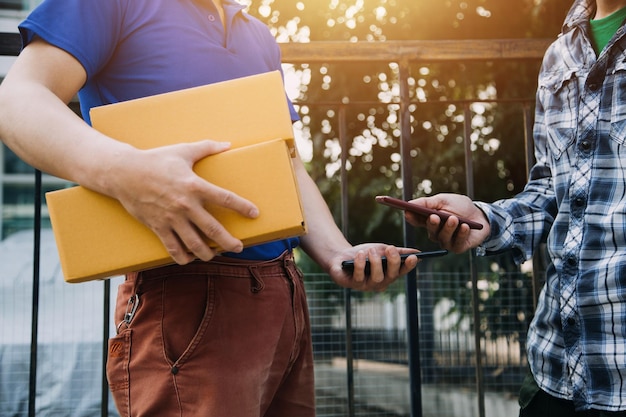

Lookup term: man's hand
[406,194,490,254]
[329,244,420,292]
[111,140,259,264]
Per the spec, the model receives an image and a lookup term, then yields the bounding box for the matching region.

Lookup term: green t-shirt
[590,6,626,54]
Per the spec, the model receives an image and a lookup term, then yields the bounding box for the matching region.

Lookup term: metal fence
[0,36,550,417]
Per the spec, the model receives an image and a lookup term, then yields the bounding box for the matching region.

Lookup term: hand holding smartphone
[375,196,483,230]
[341,250,448,274]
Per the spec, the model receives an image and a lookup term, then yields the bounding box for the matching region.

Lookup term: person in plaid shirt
[408,0,626,415]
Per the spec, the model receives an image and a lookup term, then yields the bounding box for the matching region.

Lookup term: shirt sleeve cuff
[474,201,511,255]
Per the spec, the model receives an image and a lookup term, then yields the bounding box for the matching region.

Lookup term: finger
[366,248,384,283]
[404,256,420,275]
[182,140,232,161]
[156,213,223,263]
[399,253,419,275]
[450,224,472,254]
[156,227,198,265]
[186,204,244,254]
[178,223,223,261]
[437,219,455,242]
[200,183,259,219]
[425,214,443,242]
[434,215,460,246]
[178,141,260,218]
[383,247,401,277]
[350,250,367,284]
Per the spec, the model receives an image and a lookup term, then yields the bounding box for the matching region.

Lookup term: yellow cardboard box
[47,140,306,283]
[89,71,296,155]
[46,72,306,283]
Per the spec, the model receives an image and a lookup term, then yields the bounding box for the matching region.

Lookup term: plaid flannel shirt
[476,0,626,411]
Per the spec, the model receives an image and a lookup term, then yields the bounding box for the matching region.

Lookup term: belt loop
[282,251,299,283]
[282,250,291,267]
[248,266,265,294]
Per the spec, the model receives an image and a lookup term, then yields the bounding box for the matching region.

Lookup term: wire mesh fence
[0,238,535,417]
[305,260,534,417]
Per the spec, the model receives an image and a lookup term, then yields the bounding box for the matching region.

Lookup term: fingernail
[215,141,231,149]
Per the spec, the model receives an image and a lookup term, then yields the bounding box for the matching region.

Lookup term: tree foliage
[243,0,571,245]
[245,0,572,41]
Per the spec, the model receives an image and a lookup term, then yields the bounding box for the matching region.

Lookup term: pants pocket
[161,275,214,365]
[106,329,132,417]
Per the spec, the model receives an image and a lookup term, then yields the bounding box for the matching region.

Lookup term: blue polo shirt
[19,0,300,260]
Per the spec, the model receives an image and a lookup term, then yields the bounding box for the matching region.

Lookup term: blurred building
[0,1,72,241]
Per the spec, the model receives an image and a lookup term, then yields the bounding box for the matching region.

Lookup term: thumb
[179,140,232,163]
[418,195,446,210]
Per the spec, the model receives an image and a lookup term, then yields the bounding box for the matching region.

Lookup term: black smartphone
[375,195,484,230]
[341,249,448,274]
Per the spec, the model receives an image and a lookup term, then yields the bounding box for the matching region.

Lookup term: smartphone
[375,195,484,230]
[341,249,448,274]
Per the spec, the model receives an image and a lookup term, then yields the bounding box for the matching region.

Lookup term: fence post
[338,104,356,417]
[398,58,423,417]
[28,170,41,417]
[463,106,486,417]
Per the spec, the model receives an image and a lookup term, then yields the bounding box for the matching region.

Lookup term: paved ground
[315,358,519,417]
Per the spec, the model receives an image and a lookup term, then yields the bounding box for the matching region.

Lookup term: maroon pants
[106,251,315,417]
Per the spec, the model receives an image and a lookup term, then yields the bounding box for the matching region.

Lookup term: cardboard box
[47,140,306,283]
[46,71,307,283]
[89,71,296,155]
